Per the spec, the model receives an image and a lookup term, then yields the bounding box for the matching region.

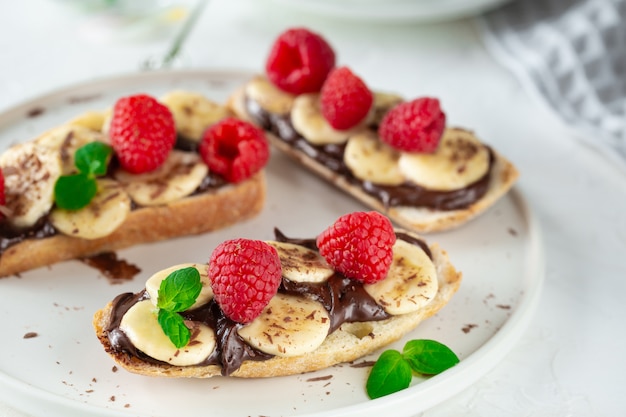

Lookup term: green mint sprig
[54,141,113,210]
[366,339,459,399]
[156,267,202,349]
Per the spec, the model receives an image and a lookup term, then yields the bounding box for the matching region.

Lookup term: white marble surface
[0,0,625,416]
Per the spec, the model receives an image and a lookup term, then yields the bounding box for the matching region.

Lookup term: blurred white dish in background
[56,0,186,16]
[265,0,513,22]
[54,0,194,43]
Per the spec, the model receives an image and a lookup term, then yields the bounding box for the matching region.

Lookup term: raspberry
[378,97,446,153]
[316,212,396,284]
[109,94,176,174]
[320,66,373,130]
[209,239,282,323]
[199,117,269,183]
[265,27,336,95]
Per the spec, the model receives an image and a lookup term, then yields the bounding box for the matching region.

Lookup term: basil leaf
[74,142,113,176]
[53,174,97,210]
[157,309,190,349]
[402,339,459,375]
[366,349,413,399]
[156,267,202,312]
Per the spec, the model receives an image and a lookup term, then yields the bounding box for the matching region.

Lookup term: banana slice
[266,241,334,283]
[145,263,212,309]
[49,178,131,240]
[368,92,403,126]
[101,111,113,137]
[120,299,216,366]
[398,129,490,191]
[245,76,295,115]
[291,94,362,145]
[364,238,438,315]
[160,91,231,142]
[114,150,208,206]
[237,293,331,357]
[35,125,108,174]
[66,110,110,132]
[0,142,62,229]
[344,131,405,186]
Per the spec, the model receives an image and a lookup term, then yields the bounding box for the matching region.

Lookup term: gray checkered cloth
[479,0,626,167]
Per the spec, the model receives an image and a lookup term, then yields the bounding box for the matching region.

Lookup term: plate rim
[0,68,253,130]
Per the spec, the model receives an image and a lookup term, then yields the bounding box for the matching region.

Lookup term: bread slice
[0,173,265,277]
[0,91,266,277]
[92,235,461,378]
[228,83,519,233]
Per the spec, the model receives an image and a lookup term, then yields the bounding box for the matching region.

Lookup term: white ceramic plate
[0,70,543,417]
[265,0,512,22]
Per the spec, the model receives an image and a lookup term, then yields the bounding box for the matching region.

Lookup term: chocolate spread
[244,96,492,210]
[0,216,57,253]
[105,231,431,376]
[106,290,273,376]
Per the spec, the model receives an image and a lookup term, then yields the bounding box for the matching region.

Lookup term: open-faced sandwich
[0,91,268,277]
[229,27,519,233]
[93,211,462,378]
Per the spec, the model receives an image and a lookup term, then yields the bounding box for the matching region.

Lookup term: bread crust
[0,172,265,277]
[228,86,519,233]
[92,241,461,378]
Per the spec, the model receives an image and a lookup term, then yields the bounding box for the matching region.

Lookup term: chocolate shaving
[462,323,478,334]
[307,375,333,382]
[26,107,45,118]
[350,360,376,368]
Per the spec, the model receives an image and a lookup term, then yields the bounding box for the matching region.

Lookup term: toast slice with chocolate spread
[0,91,267,277]
[93,215,462,378]
[228,28,519,233]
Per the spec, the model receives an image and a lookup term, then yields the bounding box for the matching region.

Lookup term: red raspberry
[316,212,396,284]
[265,27,336,95]
[199,117,269,183]
[109,94,176,174]
[209,239,282,323]
[320,66,373,130]
[378,97,446,153]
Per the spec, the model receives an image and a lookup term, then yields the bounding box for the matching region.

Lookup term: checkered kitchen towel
[479,0,626,168]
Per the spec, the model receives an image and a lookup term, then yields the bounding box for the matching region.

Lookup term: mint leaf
[54,142,113,210]
[403,339,459,375]
[155,267,202,349]
[157,309,191,349]
[157,267,202,312]
[74,141,113,176]
[366,349,412,399]
[54,173,97,210]
[366,339,460,399]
